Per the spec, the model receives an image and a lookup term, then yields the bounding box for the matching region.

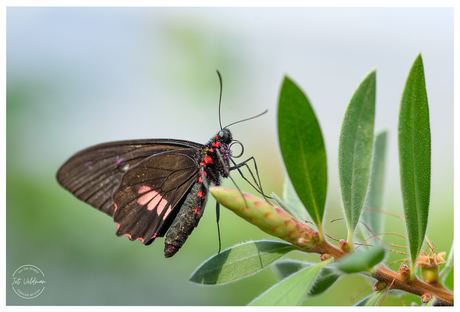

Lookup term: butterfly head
[217,128,232,144]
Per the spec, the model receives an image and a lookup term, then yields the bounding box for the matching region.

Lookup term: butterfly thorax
[198,128,233,186]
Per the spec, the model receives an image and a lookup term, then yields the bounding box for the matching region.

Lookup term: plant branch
[314,239,453,305]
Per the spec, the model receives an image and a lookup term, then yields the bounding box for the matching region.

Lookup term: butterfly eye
[218,129,232,143]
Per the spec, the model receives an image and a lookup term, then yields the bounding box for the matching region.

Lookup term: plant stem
[313,239,453,305]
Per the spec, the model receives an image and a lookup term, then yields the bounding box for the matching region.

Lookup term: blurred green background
[7,7,453,305]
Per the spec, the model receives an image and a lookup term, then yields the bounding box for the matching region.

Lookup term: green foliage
[199,53,451,306]
[439,242,454,283]
[272,259,307,278]
[272,260,340,296]
[355,290,386,306]
[398,53,431,272]
[189,240,296,285]
[360,130,388,245]
[338,69,376,241]
[275,177,311,223]
[249,260,329,306]
[307,266,341,296]
[278,77,328,234]
[336,247,386,273]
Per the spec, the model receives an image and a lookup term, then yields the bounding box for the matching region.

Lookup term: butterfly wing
[113,148,201,244]
[56,139,202,217]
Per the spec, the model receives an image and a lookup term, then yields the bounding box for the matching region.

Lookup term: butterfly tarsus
[230,157,273,202]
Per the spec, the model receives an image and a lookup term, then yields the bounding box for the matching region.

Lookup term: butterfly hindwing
[113,148,201,244]
[56,139,202,216]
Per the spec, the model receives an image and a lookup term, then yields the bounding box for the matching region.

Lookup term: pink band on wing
[137,189,158,206]
[138,185,152,194]
[147,195,168,214]
[137,185,169,215]
[163,205,172,220]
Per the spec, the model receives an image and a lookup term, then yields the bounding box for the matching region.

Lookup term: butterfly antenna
[224,109,268,129]
[217,70,224,130]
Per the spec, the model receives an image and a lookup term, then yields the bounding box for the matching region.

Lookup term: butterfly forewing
[113,149,201,244]
[56,139,202,216]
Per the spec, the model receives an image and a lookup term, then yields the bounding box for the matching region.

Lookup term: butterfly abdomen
[164,182,207,258]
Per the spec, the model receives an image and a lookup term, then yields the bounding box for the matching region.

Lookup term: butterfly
[56,71,266,258]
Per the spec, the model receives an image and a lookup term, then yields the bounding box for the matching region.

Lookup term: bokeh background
[7,7,453,305]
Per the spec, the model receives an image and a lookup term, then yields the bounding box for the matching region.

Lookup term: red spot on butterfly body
[193,208,200,214]
[197,191,205,199]
[204,155,213,164]
[212,141,219,148]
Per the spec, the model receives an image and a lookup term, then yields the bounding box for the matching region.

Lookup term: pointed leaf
[282,177,311,222]
[249,260,328,306]
[272,260,340,297]
[278,77,327,234]
[308,266,341,296]
[271,192,301,222]
[361,130,388,244]
[190,240,296,285]
[336,246,386,273]
[339,69,376,239]
[439,242,453,283]
[272,259,309,279]
[398,53,431,269]
[355,290,386,306]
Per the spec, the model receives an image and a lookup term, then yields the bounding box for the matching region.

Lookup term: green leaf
[249,260,328,306]
[308,266,341,296]
[271,177,312,223]
[398,53,431,270]
[272,259,309,279]
[278,77,327,235]
[355,290,386,306]
[439,242,453,283]
[272,260,341,297]
[282,177,311,222]
[336,246,386,273]
[189,240,296,285]
[271,193,301,222]
[338,69,376,241]
[361,130,388,244]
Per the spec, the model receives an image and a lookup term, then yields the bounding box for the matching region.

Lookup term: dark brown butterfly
[56,71,266,257]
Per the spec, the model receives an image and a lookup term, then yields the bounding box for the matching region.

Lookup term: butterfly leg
[230,157,271,201]
[216,201,222,254]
